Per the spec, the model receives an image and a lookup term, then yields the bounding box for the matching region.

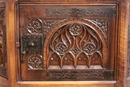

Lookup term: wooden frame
[6,0,129,87]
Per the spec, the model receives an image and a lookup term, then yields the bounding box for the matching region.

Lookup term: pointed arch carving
[44,18,108,69]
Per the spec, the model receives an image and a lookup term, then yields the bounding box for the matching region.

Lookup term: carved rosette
[45,19,108,69]
[28,54,43,70]
[27,19,43,34]
[55,42,68,55]
[69,23,82,36]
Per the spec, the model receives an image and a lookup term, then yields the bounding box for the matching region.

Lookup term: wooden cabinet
[17,4,117,81]
[6,0,129,87]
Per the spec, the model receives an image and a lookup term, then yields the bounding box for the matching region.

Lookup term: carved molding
[45,7,116,17]
[18,0,123,2]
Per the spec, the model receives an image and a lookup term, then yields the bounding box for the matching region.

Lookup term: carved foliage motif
[88,19,108,40]
[43,20,60,35]
[47,21,108,69]
[46,70,114,80]
[46,7,116,17]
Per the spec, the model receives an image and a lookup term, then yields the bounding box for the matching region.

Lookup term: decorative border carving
[18,0,123,2]
[45,7,116,17]
[46,70,114,80]
[42,19,108,40]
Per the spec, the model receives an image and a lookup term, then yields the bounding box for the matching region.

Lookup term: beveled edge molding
[18,0,124,2]
[17,81,116,84]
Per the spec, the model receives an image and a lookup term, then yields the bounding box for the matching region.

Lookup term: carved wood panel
[46,19,108,69]
[17,4,117,81]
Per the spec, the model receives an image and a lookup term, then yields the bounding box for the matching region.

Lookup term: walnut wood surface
[7,0,129,87]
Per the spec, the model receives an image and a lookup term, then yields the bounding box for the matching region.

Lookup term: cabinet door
[16,4,117,81]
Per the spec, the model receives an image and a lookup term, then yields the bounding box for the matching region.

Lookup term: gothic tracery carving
[45,19,108,69]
